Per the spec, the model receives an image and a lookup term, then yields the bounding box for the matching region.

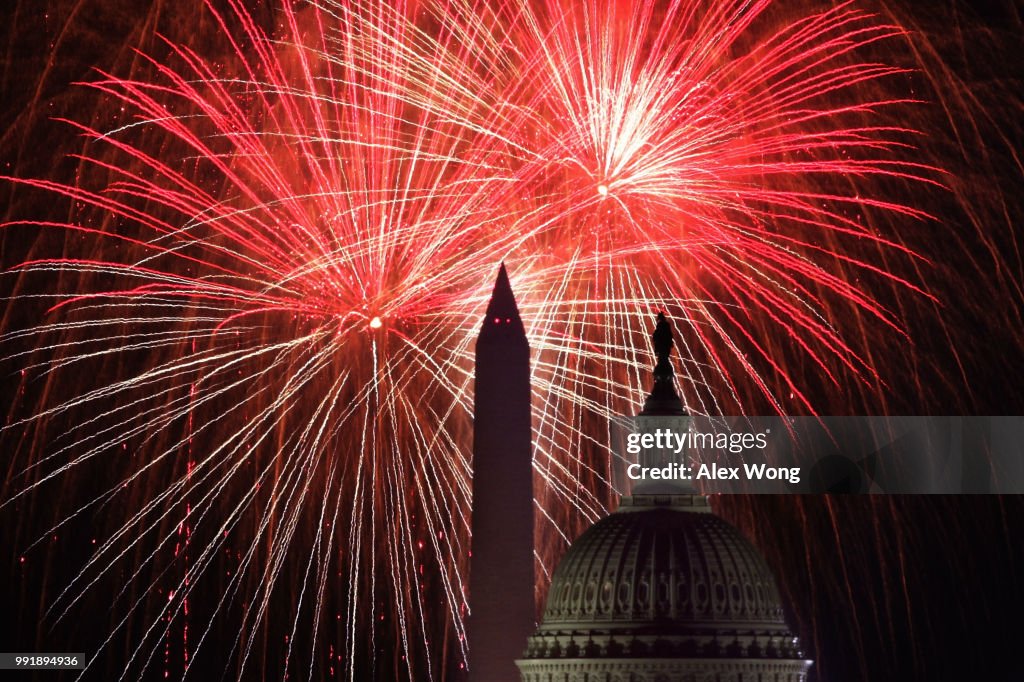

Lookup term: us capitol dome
[516,314,812,682]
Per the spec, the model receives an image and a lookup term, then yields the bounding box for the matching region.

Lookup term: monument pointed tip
[496,261,511,287]
[479,263,527,343]
[488,263,517,312]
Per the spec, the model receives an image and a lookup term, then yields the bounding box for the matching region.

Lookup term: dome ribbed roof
[521,494,806,663]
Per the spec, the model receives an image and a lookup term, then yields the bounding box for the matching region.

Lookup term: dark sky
[1,2,1022,681]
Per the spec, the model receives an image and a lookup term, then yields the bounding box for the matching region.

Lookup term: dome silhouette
[518,493,812,680]
[514,313,812,681]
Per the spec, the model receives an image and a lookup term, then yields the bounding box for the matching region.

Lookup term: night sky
[2,1,1023,680]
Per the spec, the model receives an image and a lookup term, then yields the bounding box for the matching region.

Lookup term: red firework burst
[3,0,1011,680]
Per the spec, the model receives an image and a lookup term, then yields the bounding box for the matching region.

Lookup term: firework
[0,0,1020,680]
[3,0,520,677]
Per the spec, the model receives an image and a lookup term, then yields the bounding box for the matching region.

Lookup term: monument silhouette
[467,263,535,682]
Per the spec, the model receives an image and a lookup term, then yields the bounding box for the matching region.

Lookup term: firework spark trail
[506,0,944,413]
[2,0,519,677]
[0,0,965,678]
